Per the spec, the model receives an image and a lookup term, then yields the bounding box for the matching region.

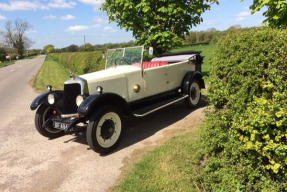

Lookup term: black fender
[181,71,205,95]
[77,93,132,117]
[30,90,64,110]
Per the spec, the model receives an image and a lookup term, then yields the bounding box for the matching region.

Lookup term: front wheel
[35,105,64,138]
[185,80,201,108]
[86,105,124,154]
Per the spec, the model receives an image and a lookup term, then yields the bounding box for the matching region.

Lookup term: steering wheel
[114,57,130,65]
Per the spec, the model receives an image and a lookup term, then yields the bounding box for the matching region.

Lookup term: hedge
[50,51,105,75]
[197,27,287,191]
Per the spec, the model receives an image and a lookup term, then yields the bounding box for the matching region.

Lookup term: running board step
[133,95,188,117]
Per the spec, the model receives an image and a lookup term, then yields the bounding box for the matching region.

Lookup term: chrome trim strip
[133,95,189,117]
[61,114,78,118]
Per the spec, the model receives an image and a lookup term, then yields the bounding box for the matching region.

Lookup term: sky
[0,0,266,49]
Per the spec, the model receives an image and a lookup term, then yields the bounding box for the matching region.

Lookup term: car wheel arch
[30,90,64,110]
[78,93,132,118]
[181,71,205,95]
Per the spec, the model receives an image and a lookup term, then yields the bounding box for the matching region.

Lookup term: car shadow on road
[64,95,208,155]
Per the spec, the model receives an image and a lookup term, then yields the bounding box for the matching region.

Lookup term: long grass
[32,55,70,91]
[114,129,200,192]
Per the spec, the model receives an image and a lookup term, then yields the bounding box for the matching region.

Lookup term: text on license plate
[53,122,68,129]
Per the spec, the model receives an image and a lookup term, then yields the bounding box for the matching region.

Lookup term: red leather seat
[142,61,168,69]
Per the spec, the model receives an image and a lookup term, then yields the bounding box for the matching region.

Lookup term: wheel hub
[190,87,196,99]
[101,119,115,140]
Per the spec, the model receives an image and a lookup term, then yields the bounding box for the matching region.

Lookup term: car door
[166,61,195,91]
[142,66,168,98]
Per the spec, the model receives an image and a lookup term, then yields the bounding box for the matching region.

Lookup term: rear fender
[30,90,64,110]
[181,71,205,95]
[77,93,132,118]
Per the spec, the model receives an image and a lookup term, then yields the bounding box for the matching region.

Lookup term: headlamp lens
[47,94,55,105]
[76,95,84,106]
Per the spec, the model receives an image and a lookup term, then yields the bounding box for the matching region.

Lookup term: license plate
[53,121,69,130]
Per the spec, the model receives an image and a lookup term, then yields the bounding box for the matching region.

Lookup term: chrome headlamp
[47,94,55,105]
[76,95,84,106]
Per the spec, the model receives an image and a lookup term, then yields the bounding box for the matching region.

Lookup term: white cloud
[78,0,104,6]
[78,0,105,10]
[44,14,57,19]
[0,0,76,11]
[47,0,76,9]
[60,14,75,20]
[92,16,108,24]
[0,14,7,20]
[66,25,89,31]
[103,26,117,32]
[235,11,251,21]
[0,1,46,11]
[202,19,218,25]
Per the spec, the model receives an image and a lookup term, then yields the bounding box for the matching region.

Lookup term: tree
[79,43,94,52]
[227,24,242,30]
[245,0,287,27]
[101,0,218,54]
[65,44,79,52]
[0,19,33,57]
[43,44,55,54]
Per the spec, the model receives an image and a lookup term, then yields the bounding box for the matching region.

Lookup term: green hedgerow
[197,27,287,191]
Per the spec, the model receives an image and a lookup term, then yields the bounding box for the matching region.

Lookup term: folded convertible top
[152,50,203,63]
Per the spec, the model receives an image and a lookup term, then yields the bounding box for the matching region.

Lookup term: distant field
[172,44,217,75]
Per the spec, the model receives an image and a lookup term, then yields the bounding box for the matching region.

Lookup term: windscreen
[105,46,143,69]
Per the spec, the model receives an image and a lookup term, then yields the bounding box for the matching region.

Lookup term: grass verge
[33,55,70,91]
[114,128,201,192]
[0,60,15,68]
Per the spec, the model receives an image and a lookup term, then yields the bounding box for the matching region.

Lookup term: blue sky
[0,0,266,49]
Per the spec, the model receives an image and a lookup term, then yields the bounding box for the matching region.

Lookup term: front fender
[30,90,63,110]
[77,93,132,117]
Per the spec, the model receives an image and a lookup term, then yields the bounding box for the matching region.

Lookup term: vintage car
[30,46,205,154]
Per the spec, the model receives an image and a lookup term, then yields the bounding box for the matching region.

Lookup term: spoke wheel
[87,105,124,154]
[35,105,64,138]
[185,80,201,108]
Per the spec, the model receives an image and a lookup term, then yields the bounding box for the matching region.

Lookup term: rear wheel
[35,105,64,138]
[185,80,201,108]
[86,105,124,154]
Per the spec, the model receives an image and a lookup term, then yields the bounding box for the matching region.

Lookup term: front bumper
[51,114,86,133]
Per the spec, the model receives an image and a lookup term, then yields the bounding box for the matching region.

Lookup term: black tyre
[35,105,64,138]
[86,105,124,154]
[185,79,201,108]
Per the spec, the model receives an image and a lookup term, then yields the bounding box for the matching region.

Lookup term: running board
[133,95,188,117]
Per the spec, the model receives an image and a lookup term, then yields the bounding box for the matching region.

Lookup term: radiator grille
[63,83,81,114]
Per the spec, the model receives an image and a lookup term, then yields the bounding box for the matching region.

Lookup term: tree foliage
[43,44,55,54]
[198,27,287,191]
[0,19,33,57]
[101,0,218,54]
[245,0,287,27]
[79,43,94,52]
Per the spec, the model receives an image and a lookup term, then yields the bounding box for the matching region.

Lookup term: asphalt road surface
[0,55,205,192]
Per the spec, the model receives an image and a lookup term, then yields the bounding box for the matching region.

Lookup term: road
[0,56,205,192]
